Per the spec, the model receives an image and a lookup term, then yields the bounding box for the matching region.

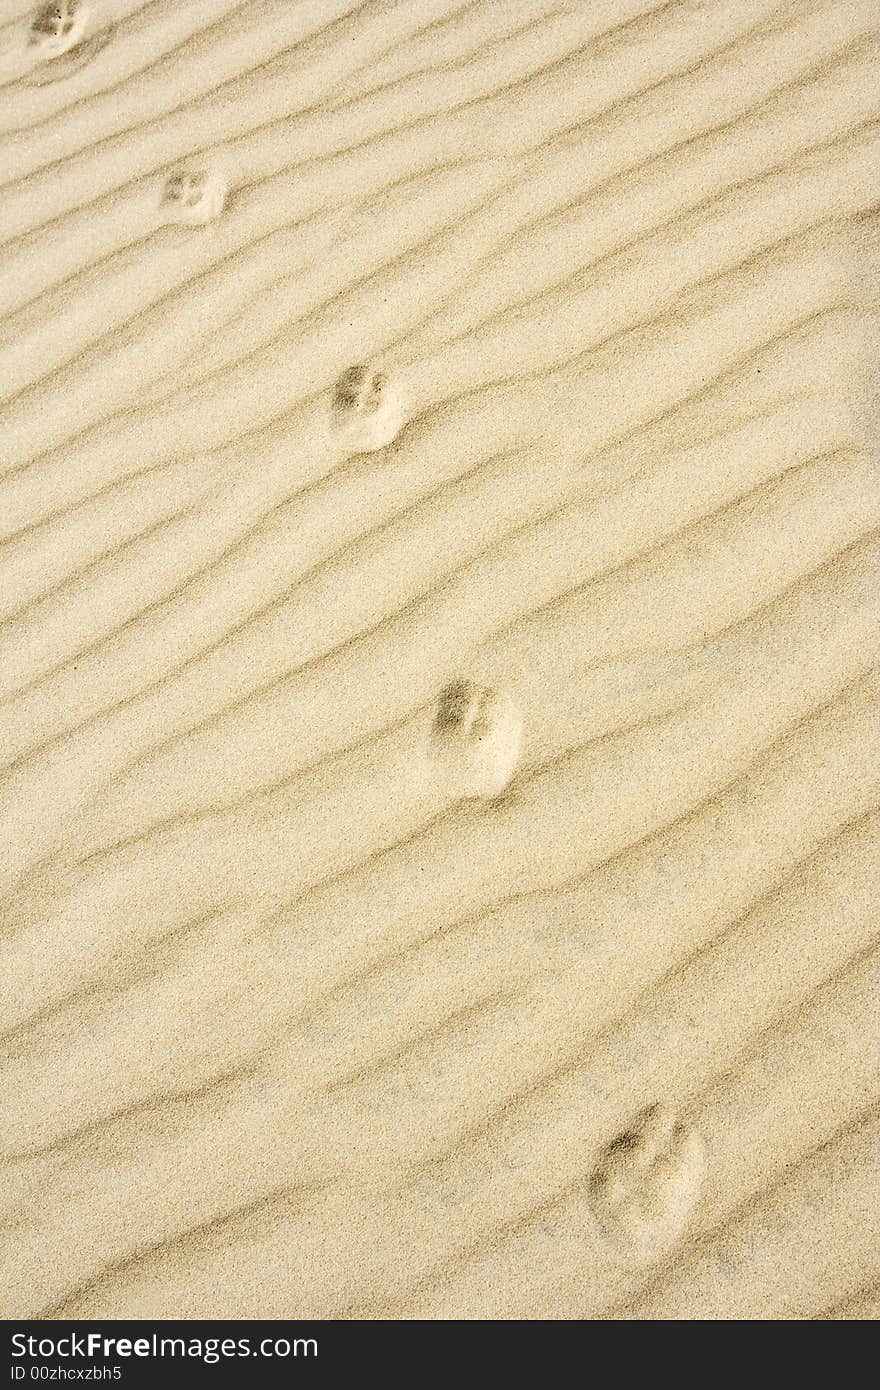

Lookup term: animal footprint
[590,1103,704,1252]
[428,680,522,799]
[29,0,89,56]
[160,169,226,226]
[329,363,404,453]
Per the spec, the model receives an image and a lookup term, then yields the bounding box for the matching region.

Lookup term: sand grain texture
[0,0,878,1320]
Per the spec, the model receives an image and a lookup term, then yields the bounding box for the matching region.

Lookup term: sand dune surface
[0,0,878,1320]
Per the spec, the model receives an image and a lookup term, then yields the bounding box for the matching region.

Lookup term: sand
[0,0,878,1320]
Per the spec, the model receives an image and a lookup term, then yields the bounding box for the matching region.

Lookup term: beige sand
[0,0,878,1320]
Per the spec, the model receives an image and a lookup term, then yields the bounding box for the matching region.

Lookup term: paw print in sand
[160,169,226,226]
[29,1,89,56]
[590,1103,704,1252]
[428,680,522,800]
[330,363,404,453]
